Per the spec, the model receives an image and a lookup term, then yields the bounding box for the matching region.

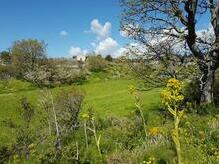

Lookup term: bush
[55,89,85,135]
[0,65,17,80]
[24,60,87,87]
[24,63,54,87]
[105,55,113,62]
[53,67,87,86]
[86,55,108,72]
[183,79,200,109]
[0,51,12,65]
[38,89,85,163]
[183,70,219,108]
[0,146,12,163]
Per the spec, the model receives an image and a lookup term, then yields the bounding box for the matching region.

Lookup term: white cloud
[113,47,128,57]
[67,19,127,58]
[69,46,88,57]
[90,19,111,40]
[95,37,118,56]
[60,30,68,37]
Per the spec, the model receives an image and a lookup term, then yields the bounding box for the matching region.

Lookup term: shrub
[86,55,108,72]
[24,60,87,87]
[1,97,38,162]
[55,89,85,135]
[0,146,12,163]
[183,79,200,109]
[53,67,87,86]
[23,60,55,87]
[0,65,17,80]
[0,51,12,65]
[38,89,84,162]
[105,55,113,62]
[107,151,136,164]
[183,69,219,107]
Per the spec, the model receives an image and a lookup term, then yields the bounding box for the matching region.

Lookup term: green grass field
[0,78,218,163]
[0,79,161,146]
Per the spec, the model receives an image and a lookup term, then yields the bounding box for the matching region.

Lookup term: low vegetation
[0,66,218,163]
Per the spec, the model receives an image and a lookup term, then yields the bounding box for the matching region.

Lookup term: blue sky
[0,0,127,57]
[0,0,211,58]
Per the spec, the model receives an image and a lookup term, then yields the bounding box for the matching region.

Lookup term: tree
[86,55,108,72]
[0,51,12,65]
[105,55,113,62]
[125,40,198,90]
[121,0,219,105]
[11,39,47,77]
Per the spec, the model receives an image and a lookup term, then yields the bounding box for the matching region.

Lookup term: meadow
[0,77,161,146]
[0,75,218,163]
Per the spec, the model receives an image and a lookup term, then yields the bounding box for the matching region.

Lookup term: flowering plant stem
[87,118,102,155]
[161,78,184,164]
[84,120,88,149]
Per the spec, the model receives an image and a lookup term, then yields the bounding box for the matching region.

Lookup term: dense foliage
[11,39,47,78]
[86,55,108,72]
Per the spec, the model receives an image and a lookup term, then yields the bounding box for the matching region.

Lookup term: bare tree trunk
[201,0,219,105]
[199,62,215,105]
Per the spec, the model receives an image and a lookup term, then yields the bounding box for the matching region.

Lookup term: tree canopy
[0,51,12,65]
[11,39,47,77]
[121,0,219,104]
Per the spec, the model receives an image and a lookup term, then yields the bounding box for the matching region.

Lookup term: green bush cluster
[0,65,17,80]
[86,55,108,72]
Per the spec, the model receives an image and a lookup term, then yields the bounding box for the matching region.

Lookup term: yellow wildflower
[148,127,159,137]
[161,78,184,108]
[167,78,183,91]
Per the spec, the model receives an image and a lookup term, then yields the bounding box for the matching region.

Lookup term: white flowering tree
[121,0,219,105]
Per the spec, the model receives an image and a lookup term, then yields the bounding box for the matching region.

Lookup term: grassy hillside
[1,77,218,163]
[0,78,161,146]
